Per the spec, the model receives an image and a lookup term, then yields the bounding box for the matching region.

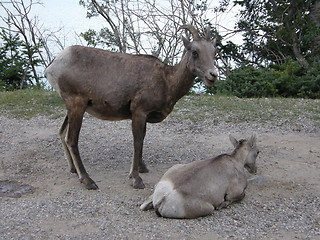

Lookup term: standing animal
[44,25,218,190]
[140,134,259,218]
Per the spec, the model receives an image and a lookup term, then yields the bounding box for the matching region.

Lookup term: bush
[210,60,320,98]
[297,61,320,98]
[212,66,277,98]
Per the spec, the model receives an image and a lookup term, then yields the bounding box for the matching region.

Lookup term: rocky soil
[0,112,319,239]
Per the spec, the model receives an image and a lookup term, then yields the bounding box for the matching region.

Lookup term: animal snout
[204,69,218,86]
[249,166,257,174]
[245,163,257,174]
[209,70,218,79]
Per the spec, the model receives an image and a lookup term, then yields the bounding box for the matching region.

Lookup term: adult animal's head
[180,25,218,87]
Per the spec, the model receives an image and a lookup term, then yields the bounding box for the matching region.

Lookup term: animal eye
[192,50,198,58]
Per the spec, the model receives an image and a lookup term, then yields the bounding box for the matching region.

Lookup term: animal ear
[182,36,191,50]
[229,134,238,147]
[248,134,257,147]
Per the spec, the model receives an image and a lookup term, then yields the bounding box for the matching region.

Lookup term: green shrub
[213,66,277,98]
[297,61,320,98]
[211,59,320,98]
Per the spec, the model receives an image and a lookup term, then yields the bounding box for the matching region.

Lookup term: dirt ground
[0,113,319,239]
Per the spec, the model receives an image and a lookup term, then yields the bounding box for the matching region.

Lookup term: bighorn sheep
[45,25,218,190]
[140,134,259,218]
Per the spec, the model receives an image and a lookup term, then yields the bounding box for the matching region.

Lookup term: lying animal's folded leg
[182,198,215,218]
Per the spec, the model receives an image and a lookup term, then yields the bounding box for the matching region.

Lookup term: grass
[0,89,65,119]
[171,95,320,126]
[0,89,319,127]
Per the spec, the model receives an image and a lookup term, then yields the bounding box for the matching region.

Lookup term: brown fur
[45,26,218,190]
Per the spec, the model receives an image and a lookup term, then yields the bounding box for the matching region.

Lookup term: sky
[32,0,103,46]
[31,0,240,47]
[1,0,241,55]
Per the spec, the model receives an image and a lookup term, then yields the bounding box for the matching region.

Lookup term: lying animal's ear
[229,134,238,147]
[182,36,191,50]
[248,134,257,147]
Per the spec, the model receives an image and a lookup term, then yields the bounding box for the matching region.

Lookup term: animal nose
[209,70,218,79]
[204,69,218,87]
[250,166,257,174]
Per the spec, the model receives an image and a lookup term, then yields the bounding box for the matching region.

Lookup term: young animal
[140,134,259,219]
[44,25,218,190]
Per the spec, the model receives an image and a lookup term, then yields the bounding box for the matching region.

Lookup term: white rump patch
[153,180,186,218]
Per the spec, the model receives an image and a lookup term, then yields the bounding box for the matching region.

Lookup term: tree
[0,0,57,87]
[79,0,214,64]
[232,0,320,67]
[1,0,41,85]
[0,29,32,90]
[201,0,320,98]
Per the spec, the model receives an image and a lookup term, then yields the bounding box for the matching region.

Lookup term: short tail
[140,194,154,211]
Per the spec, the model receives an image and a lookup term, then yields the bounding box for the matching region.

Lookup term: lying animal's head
[180,25,218,87]
[229,134,259,174]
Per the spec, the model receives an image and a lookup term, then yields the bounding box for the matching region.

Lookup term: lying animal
[140,134,259,218]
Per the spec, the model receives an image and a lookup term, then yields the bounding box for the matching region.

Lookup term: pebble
[0,113,319,240]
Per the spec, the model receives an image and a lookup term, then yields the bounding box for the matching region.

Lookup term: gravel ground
[0,112,319,240]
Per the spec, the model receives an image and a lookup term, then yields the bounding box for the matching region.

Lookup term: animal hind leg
[65,100,98,190]
[182,197,215,218]
[130,111,147,189]
[59,115,76,173]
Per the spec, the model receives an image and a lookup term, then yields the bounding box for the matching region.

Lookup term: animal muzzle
[204,69,218,87]
[246,165,257,174]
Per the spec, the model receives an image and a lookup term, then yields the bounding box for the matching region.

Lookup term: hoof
[129,171,145,189]
[133,182,145,189]
[86,182,99,190]
[80,177,99,190]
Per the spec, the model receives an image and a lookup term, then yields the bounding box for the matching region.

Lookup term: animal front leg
[216,181,247,210]
[218,183,246,209]
[130,111,147,189]
[137,120,149,173]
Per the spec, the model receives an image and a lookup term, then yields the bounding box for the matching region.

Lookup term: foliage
[0,0,54,91]
[202,0,320,98]
[233,0,320,67]
[211,66,277,98]
[80,28,119,52]
[297,61,320,98]
[210,59,320,98]
[0,29,34,91]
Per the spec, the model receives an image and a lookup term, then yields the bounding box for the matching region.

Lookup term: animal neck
[166,53,196,103]
[232,146,249,166]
